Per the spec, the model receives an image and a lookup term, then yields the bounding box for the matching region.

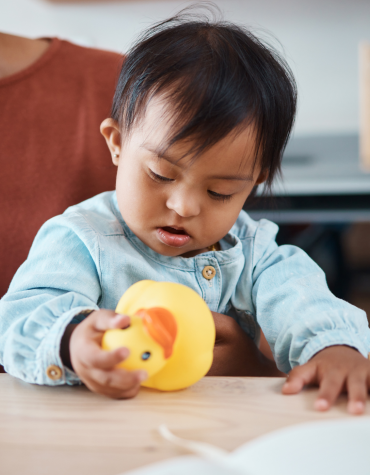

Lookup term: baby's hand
[282,345,370,414]
[69,310,147,399]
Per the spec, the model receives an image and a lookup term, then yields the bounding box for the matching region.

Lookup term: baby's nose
[166,189,201,218]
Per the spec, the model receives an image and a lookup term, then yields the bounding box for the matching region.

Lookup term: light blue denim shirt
[1,191,369,385]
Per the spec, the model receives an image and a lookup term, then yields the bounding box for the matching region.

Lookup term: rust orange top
[0,38,123,297]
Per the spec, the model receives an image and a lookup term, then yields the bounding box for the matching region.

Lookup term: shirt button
[202,265,216,280]
[46,365,63,381]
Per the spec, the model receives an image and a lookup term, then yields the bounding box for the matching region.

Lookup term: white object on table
[122,418,370,475]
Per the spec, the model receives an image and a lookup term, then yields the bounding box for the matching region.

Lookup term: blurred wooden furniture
[360,42,370,170]
[247,134,370,224]
[0,374,367,475]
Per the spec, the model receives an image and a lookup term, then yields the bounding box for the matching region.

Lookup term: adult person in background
[0,32,279,377]
[0,33,121,298]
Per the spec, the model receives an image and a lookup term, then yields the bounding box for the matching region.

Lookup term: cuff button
[46,365,63,381]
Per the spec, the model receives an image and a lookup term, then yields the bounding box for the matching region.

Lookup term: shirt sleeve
[251,220,370,374]
[0,213,101,385]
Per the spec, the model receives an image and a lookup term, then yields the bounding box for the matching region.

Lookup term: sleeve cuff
[37,305,98,386]
[296,329,370,368]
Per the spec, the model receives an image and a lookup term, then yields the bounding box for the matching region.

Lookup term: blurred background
[1,0,370,317]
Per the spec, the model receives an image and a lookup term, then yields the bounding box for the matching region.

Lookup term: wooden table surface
[0,374,367,475]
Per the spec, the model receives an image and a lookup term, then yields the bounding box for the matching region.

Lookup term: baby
[1,10,370,413]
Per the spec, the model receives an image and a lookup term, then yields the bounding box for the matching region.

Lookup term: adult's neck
[0,33,51,80]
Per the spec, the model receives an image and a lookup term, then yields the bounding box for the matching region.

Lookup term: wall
[1,0,369,136]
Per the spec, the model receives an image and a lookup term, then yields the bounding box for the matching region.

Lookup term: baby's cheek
[208,207,239,237]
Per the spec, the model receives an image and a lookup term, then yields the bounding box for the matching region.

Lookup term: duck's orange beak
[135,307,177,359]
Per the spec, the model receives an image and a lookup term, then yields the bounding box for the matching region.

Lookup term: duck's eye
[141,351,151,361]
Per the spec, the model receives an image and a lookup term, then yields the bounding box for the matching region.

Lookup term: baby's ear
[255,168,269,185]
[100,118,121,165]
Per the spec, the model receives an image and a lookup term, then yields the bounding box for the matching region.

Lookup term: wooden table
[0,374,368,475]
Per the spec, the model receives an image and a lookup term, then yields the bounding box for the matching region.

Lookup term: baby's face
[101,100,266,258]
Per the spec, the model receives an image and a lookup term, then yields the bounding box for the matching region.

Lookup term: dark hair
[111,4,297,189]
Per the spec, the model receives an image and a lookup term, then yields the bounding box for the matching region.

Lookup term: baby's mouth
[162,226,187,235]
[157,226,191,248]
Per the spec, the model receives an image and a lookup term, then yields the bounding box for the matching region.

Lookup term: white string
[158,424,248,474]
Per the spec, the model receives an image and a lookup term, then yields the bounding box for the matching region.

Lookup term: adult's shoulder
[59,39,123,67]
[55,39,123,87]
[0,38,124,107]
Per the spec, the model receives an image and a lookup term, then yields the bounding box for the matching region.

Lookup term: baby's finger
[347,371,368,415]
[88,346,130,370]
[90,367,147,393]
[82,374,142,400]
[115,370,149,399]
[315,370,345,411]
[93,311,130,332]
[282,363,317,394]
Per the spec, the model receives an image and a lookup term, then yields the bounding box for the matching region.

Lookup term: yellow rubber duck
[102,280,215,391]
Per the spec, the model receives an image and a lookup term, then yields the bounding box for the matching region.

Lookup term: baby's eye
[208,190,232,202]
[141,351,151,361]
[149,169,174,183]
